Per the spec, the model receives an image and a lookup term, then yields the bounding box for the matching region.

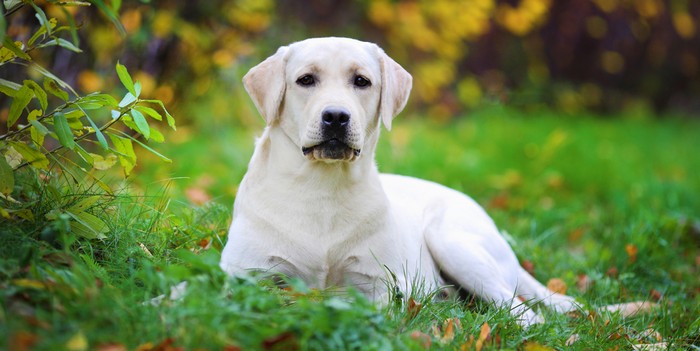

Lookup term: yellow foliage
[601,51,625,74]
[496,0,552,36]
[673,12,696,39]
[368,0,497,107]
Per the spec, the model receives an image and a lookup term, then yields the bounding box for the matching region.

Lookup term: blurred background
[2,0,699,204]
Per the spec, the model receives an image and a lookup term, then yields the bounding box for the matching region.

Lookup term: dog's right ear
[242,46,289,125]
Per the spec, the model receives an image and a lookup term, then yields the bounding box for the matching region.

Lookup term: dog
[220,37,581,326]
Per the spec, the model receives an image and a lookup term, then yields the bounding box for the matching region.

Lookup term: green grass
[2,105,699,350]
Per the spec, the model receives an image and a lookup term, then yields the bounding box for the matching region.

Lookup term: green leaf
[29,2,53,38]
[43,77,69,101]
[73,143,94,167]
[149,127,164,143]
[91,0,126,35]
[134,105,162,121]
[32,63,77,97]
[66,211,108,240]
[8,141,49,169]
[28,110,47,147]
[134,81,142,97]
[116,62,136,96]
[0,154,14,195]
[108,134,136,176]
[1,37,31,61]
[7,85,33,128]
[24,80,47,110]
[83,114,108,151]
[89,153,117,170]
[83,93,118,108]
[55,38,82,53]
[53,112,75,150]
[28,18,57,46]
[0,78,21,96]
[130,109,150,140]
[144,99,176,130]
[68,195,101,214]
[128,133,171,163]
[118,92,137,108]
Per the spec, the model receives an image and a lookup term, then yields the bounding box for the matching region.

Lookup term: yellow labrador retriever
[220,37,580,326]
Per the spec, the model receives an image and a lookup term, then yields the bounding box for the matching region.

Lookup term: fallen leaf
[649,289,662,302]
[565,333,580,346]
[66,331,88,351]
[475,322,491,351]
[133,342,153,351]
[410,331,431,349]
[546,278,568,294]
[9,331,38,351]
[625,244,638,263]
[631,342,668,351]
[185,187,211,205]
[602,301,657,317]
[521,260,535,276]
[441,318,458,343]
[461,335,475,350]
[568,227,585,242]
[12,279,47,290]
[407,297,422,320]
[522,341,556,351]
[262,332,299,351]
[576,274,592,292]
[97,343,127,351]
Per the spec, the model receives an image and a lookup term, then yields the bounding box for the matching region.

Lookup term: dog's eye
[296,75,316,87]
[353,75,371,88]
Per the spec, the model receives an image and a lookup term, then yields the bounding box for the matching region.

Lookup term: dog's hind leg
[426,229,544,326]
[514,267,582,314]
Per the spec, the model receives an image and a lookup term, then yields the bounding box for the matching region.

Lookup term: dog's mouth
[302,139,361,162]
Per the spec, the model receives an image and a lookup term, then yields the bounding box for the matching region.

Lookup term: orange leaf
[407,297,423,320]
[546,278,568,294]
[625,244,638,263]
[475,322,491,351]
[97,343,127,351]
[410,331,432,349]
[522,341,556,351]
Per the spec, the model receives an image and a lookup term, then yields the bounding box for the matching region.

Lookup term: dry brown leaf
[407,297,423,320]
[410,331,432,349]
[461,335,475,351]
[625,244,638,263]
[475,322,491,351]
[565,333,580,346]
[631,342,668,351]
[97,343,127,351]
[185,187,211,205]
[602,301,657,317]
[9,331,38,351]
[522,341,557,351]
[546,278,568,294]
[521,260,536,276]
[576,274,592,292]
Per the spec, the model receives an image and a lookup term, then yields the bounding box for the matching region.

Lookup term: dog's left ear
[243,46,289,125]
[377,46,412,131]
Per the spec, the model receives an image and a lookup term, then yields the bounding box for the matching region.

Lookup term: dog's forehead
[286,38,379,77]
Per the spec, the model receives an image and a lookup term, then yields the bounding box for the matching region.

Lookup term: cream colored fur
[220,37,580,326]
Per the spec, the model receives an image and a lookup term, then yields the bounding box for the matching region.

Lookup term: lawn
[2,105,699,350]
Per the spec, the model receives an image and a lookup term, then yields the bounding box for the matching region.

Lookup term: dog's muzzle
[301,107,361,162]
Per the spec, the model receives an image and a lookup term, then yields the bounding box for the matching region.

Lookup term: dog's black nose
[321,107,350,130]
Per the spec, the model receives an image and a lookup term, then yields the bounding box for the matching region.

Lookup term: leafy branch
[0,0,175,240]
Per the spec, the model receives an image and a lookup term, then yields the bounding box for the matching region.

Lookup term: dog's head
[243,37,412,163]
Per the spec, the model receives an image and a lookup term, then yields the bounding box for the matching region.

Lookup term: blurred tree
[3,0,698,123]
